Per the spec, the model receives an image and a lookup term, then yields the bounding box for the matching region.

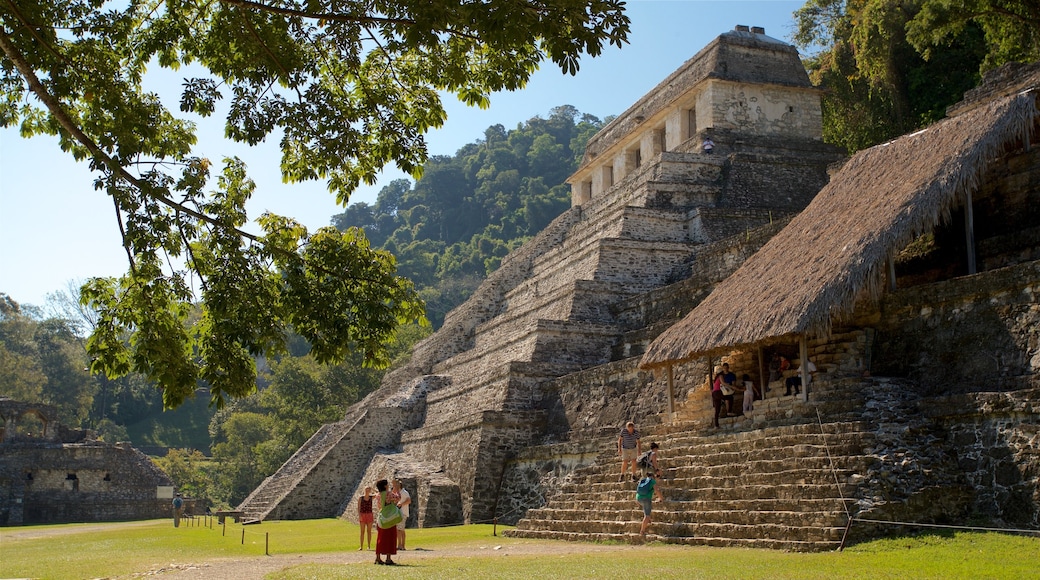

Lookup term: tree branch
[0,27,263,246]
[216,0,481,41]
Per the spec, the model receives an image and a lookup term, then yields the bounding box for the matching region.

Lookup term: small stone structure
[240,28,1039,547]
[0,398,174,525]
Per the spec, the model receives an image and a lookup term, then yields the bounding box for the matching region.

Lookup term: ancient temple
[239,28,1040,548]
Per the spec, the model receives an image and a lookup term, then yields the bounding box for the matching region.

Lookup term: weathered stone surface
[0,399,175,526]
[239,33,1040,550]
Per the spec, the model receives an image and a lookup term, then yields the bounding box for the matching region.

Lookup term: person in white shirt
[392,479,411,550]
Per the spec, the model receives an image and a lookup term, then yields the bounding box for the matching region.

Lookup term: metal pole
[222,519,226,536]
[241,528,245,545]
[266,532,269,556]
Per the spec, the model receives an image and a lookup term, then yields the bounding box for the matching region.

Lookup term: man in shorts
[617,421,641,482]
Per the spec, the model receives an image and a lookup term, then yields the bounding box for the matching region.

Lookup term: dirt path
[124,538,637,579]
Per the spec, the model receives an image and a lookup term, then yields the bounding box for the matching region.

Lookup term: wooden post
[265,532,269,556]
[757,345,766,401]
[799,336,810,402]
[222,519,226,536]
[241,528,245,545]
[964,189,977,275]
[666,366,675,419]
[887,256,897,292]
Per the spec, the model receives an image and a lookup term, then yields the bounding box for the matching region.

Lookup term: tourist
[702,137,715,154]
[646,441,662,478]
[721,363,738,416]
[768,353,782,383]
[742,374,756,414]
[785,358,817,396]
[392,479,411,550]
[357,486,374,551]
[711,366,725,428]
[172,492,184,527]
[617,421,642,482]
[374,479,398,565]
[635,470,663,540]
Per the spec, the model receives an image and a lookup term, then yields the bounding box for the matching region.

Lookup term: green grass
[1,519,1037,580]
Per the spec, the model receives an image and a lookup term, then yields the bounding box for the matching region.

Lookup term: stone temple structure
[239,27,1040,548]
[0,398,175,525]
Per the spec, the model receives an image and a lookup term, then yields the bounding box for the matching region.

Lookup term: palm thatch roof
[640,89,1040,370]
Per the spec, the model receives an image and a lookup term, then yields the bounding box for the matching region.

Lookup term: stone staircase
[508,378,882,550]
[237,416,360,522]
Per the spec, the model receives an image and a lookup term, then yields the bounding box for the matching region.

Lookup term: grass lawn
[1,519,1037,579]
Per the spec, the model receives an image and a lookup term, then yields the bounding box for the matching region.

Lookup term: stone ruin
[0,397,175,525]
[238,27,1040,548]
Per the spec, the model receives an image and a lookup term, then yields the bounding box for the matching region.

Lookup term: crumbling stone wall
[0,441,173,526]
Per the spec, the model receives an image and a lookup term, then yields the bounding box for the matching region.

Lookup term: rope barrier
[815,407,855,551]
[852,518,1040,535]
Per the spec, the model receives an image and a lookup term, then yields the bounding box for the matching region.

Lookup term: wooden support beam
[964,189,977,275]
[888,256,897,292]
[799,335,810,402]
[666,365,676,420]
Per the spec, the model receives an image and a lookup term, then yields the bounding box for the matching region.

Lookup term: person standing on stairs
[711,366,725,428]
[635,470,663,541]
[618,421,642,482]
[721,363,739,416]
[742,374,756,415]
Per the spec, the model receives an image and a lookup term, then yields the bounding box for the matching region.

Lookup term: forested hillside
[331,105,606,326]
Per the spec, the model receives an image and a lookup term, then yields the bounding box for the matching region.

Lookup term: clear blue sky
[0,1,806,308]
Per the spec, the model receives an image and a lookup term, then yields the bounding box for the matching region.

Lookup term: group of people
[768,353,818,396]
[618,422,664,540]
[357,478,411,565]
[710,363,759,428]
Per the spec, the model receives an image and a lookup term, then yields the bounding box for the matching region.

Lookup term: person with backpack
[172,493,184,528]
[635,471,663,540]
[637,442,661,478]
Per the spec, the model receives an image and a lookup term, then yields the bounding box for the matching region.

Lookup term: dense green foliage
[0,294,94,425]
[793,0,1040,153]
[331,105,605,326]
[0,0,630,409]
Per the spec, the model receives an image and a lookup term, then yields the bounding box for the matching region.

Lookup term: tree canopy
[793,0,1038,152]
[331,105,606,326]
[0,0,630,408]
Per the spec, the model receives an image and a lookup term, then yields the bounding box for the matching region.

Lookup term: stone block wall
[495,438,610,524]
[872,260,1040,395]
[0,442,173,525]
[705,81,823,138]
[266,406,412,520]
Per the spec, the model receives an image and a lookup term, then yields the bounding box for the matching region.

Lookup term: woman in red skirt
[374,479,397,565]
[357,486,374,551]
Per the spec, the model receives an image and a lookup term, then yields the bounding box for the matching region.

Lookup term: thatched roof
[640,89,1040,370]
